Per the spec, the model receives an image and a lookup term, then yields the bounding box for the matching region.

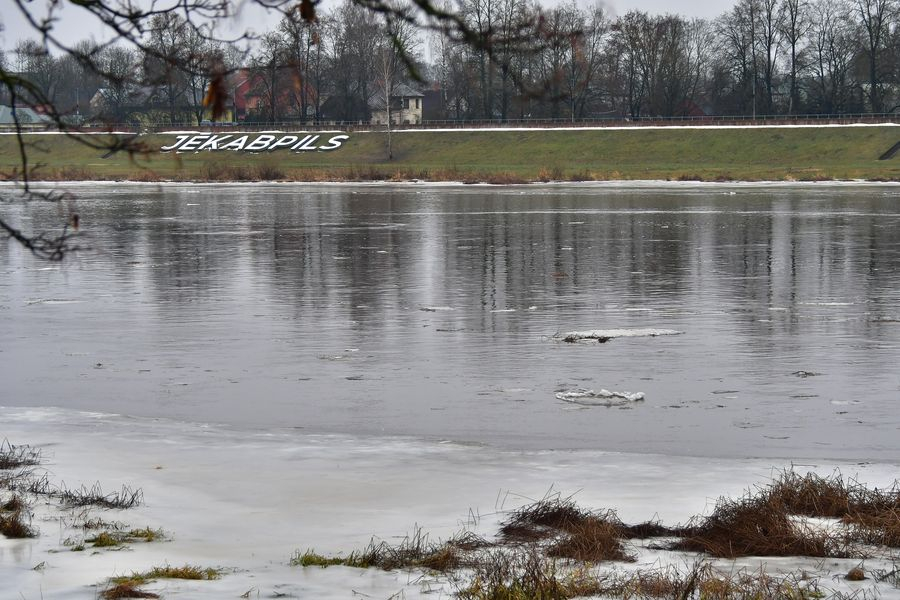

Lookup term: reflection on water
[2,184,899,459]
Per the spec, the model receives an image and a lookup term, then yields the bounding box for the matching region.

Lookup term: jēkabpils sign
[161,133,349,153]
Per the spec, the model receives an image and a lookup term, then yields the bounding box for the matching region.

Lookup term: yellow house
[370,84,424,126]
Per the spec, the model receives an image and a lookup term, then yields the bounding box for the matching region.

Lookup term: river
[2,182,899,460]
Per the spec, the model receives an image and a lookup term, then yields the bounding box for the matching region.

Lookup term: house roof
[0,105,53,125]
[367,83,425,109]
[393,84,424,98]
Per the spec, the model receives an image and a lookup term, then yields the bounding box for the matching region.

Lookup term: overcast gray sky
[1,0,728,53]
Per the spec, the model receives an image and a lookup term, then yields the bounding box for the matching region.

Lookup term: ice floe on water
[419,305,455,312]
[799,301,856,306]
[556,389,646,406]
[24,298,83,306]
[559,328,683,342]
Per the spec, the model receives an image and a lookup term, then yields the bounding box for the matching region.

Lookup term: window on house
[404,98,410,109]
[416,98,420,109]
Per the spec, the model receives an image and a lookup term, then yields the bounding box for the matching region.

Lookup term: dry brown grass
[99,583,160,599]
[1,495,26,512]
[0,509,35,538]
[673,471,900,557]
[498,495,641,562]
[110,564,221,586]
[0,440,42,470]
[294,526,479,572]
[547,517,635,563]
[499,495,592,542]
[459,554,824,600]
[768,471,860,518]
[199,162,286,181]
[458,547,603,600]
[59,482,143,509]
[845,509,900,548]
[620,520,684,539]
[667,471,900,558]
[673,490,854,558]
[287,472,900,597]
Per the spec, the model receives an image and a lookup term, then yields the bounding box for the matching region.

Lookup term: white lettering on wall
[160,132,350,153]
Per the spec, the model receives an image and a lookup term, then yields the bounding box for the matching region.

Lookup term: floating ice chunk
[420,306,454,312]
[559,328,683,343]
[25,298,83,305]
[556,389,645,406]
[792,370,822,378]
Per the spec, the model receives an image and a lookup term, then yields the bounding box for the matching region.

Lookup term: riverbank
[3,407,900,599]
[1,125,898,182]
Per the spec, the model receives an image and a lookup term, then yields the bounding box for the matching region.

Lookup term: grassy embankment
[1,126,898,182]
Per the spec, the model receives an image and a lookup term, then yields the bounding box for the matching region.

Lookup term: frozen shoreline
[3,406,899,599]
[3,179,900,189]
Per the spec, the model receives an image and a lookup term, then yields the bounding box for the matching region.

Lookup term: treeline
[2,0,898,125]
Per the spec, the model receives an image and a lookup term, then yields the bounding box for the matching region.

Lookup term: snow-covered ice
[555,389,646,406]
[2,407,899,600]
[560,328,683,342]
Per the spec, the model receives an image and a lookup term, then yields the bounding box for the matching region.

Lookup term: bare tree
[460,0,501,118]
[855,0,893,111]
[430,21,477,119]
[182,27,222,124]
[374,16,419,158]
[14,40,62,106]
[326,2,381,121]
[281,9,326,122]
[757,0,783,113]
[567,3,610,119]
[249,32,288,124]
[143,13,189,124]
[809,0,858,112]
[714,2,757,114]
[609,11,649,118]
[780,0,811,113]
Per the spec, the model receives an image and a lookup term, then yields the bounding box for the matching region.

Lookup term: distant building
[0,104,53,126]
[370,84,424,125]
[89,86,170,122]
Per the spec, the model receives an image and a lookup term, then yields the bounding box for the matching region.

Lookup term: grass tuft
[673,490,853,558]
[1,494,26,512]
[99,583,160,599]
[460,558,825,600]
[293,526,476,572]
[291,550,350,568]
[0,508,35,538]
[459,547,598,600]
[88,531,123,547]
[0,440,42,470]
[845,509,900,548]
[672,471,900,558]
[110,564,222,586]
[86,527,164,548]
[546,516,635,563]
[59,482,143,509]
[499,494,591,542]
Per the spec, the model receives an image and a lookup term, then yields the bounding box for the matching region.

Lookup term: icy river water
[2,182,900,460]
